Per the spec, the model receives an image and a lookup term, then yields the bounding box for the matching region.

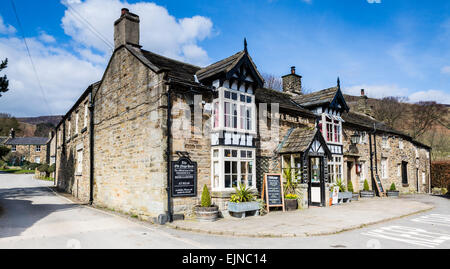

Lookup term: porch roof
[277,127,317,154]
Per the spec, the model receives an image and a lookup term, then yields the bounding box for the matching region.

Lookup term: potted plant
[336,178,352,203]
[283,167,299,211]
[227,184,259,218]
[194,185,219,222]
[347,180,359,201]
[360,179,375,198]
[386,183,400,197]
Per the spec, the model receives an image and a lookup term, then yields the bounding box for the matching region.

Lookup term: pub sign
[171,157,197,197]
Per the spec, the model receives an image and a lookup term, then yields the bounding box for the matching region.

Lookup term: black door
[308,156,325,206]
[402,161,408,185]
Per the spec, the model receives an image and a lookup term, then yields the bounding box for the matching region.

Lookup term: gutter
[166,81,173,223]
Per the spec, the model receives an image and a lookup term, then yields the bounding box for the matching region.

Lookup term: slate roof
[195,51,245,80]
[256,88,316,118]
[293,87,338,108]
[278,127,317,154]
[5,137,49,145]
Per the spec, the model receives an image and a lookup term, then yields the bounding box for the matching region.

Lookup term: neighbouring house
[3,128,50,165]
[52,8,432,222]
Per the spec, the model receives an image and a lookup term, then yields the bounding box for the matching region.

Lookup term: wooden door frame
[307,155,325,207]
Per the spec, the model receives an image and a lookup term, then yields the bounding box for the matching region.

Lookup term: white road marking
[411,214,450,227]
[361,226,450,248]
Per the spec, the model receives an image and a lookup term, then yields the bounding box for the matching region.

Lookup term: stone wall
[342,125,431,194]
[92,46,168,220]
[55,95,91,202]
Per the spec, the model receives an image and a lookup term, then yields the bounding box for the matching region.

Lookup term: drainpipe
[89,90,94,205]
[166,81,173,223]
[369,133,374,190]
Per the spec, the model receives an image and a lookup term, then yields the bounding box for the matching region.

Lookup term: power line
[10,0,52,115]
[63,1,114,51]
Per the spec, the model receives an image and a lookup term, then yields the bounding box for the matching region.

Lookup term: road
[0,174,449,249]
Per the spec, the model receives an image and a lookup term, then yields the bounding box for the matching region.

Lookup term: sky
[0,0,449,117]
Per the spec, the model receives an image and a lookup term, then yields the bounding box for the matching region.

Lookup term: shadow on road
[0,186,79,238]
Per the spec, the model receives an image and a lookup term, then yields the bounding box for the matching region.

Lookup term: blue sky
[0,0,449,116]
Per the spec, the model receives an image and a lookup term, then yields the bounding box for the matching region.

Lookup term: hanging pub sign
[171,157,197,197]
[261,173,285,212]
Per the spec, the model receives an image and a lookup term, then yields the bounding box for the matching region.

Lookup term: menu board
[375,174,384,195]
[171,157,197,197]
[262,173,285,212]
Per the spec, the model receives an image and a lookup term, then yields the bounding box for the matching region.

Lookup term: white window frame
[328,155,343,183]
[76,149,83,175]
[382,135,389,149]
[322,114,342,144]
[381,158,388,179]
[35,156,40,164]
[281,154,303,183]
[11,145,16,152]
[75,112,79,134]
[399,139,404,149]
[211,146,256,191]
[422,172,426,184]
[36,145,41,152]
[212,85,256,135]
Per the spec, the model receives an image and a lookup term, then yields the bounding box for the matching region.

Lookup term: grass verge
[0,168,34,174]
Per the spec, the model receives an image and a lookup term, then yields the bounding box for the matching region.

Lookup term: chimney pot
[121,8,129,16]
[361,89,365,96]
[291,66,296,74]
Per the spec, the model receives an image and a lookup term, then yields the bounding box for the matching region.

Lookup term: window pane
[240,94,245,102]
[225,175,231,188]
[246,96,252,103]
[232,175,238,187]
[225,161,230,173]
[231,92,237,100]
[232,161,237,173]
[213,149,219,158]
[224,91,230,99]
[247,151,252,158]
[240,150,246,158]
[248,174,253,186]
[232,150,238,157]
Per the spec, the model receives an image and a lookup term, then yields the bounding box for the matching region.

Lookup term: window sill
[72,134,78,139]
[81,127,87,133]
[402,184,409,187]
[75,173,82,176]
[211,188,258,198]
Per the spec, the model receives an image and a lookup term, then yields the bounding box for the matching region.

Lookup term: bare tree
[0,58,9,97]
[371,96,408,128]
[262,73,283,91]
[409,101,447,139]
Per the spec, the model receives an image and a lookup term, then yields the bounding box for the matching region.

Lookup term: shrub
[48,163,56,173]
[336,178,346,192]
[200,184,212,207]
[0,160,6,169]
[24,162,40,170]
[363,179,370,191]
[347,180,354,193]
[37,164,49,173]
[230,183,254,203]
[389,183,397,191]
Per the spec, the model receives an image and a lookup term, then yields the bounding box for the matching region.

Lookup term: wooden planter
[360,190,375,198]
[338,192,353,203]
[285,199,298,211]
[386,190,400,197]
[227,201,260,218]
[194,205,219,222]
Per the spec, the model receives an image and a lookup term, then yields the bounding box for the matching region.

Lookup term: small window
[11,145,16,152]
[35,156,40,163]
[399,139,404,149]
[76,150,83,175]
[382,136,389,148]
[381,158,388,179]
[36,145,41,152]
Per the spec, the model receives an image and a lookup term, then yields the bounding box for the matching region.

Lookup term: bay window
[328,156,343,183]
[323,115,341,143]
[211,147,256,190]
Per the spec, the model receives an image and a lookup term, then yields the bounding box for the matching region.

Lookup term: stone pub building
[52,8,431,222]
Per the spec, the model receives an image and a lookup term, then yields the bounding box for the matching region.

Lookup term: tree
[372,96,407,128]
[34,122,55,137]
[0,114,21,136]
[0,146,10,160]
[0,58,9,97]
[409,101,447,139]
[262,73,283,91]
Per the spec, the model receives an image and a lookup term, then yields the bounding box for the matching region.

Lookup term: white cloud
[38,31,56,43]
[0,36,103,116]
[60,0,213,66]
[408,89,450,104]
[367,0,381,3]
[0,15,16,35]
[441,65,450,75]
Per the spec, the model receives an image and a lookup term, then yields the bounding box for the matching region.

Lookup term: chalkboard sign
[171,157,197,197]
[261,173,285,212]
[375,174,385,196]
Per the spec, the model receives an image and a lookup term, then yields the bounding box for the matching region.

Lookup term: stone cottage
[52,8,431,222]
[3,128,50,165]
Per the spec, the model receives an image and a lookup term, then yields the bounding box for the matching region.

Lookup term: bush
[0,160,6,169]
[200,184,212,207]
[37,164,49,173]
[363,179,370,191]
[347,180,354,193]
[285,193,298,200]
[389,183,397,191]
[336,178,346,192]
[230,183,254,203]
[48,163,56,173]
[23,162,40,170]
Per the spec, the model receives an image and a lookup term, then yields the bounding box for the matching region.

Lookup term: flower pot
[386,190,399,197]
[338,191,353,203]
[227,201,260,218]
[360,190,375,198]
[351,193,359,201]
[285,199,298,211]
[194,205,219,222]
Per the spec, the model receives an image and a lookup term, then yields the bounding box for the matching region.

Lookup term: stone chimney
[357,89,373,116]
[282,66,302,96]
[9,128,15,139]
[114,8,140,49]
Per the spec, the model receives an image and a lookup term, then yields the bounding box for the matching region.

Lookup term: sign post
[171,157,197,197]
[261,173,285,212]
